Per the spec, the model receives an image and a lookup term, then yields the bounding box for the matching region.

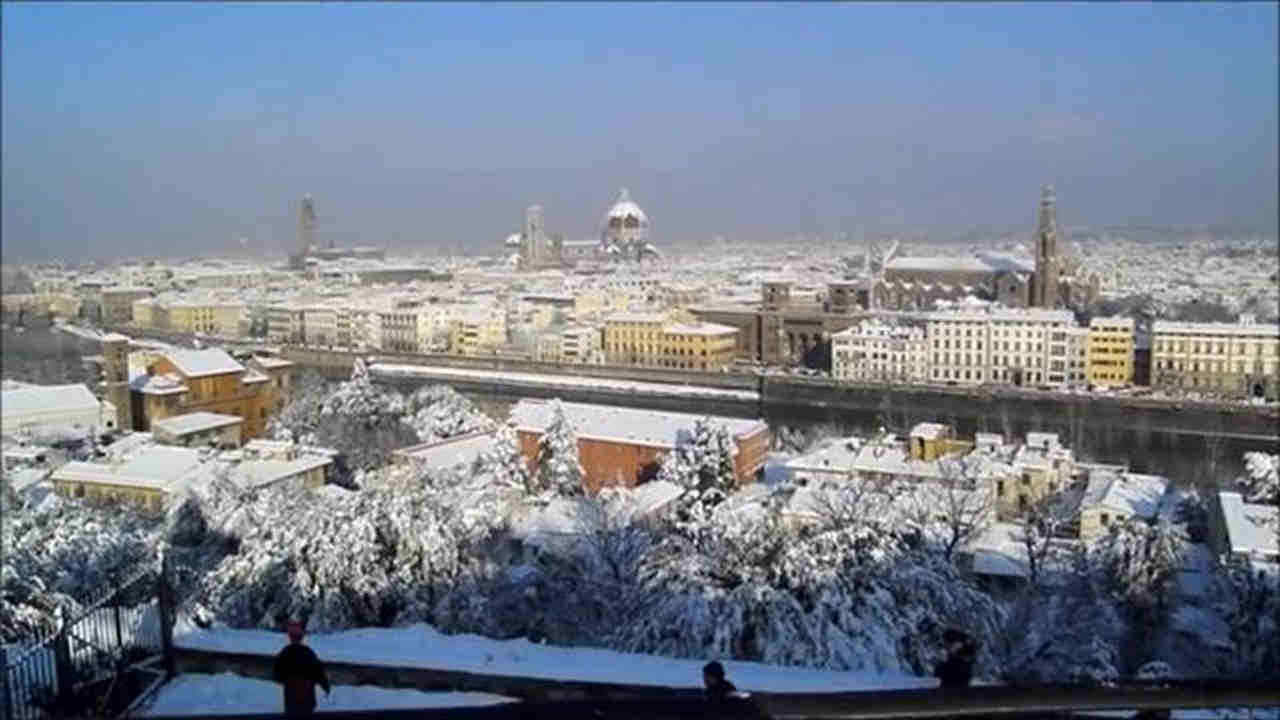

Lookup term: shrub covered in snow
[2,495,161,642]
[1238,452,1279,505]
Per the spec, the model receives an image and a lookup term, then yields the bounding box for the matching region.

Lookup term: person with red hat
[272,619,330,717]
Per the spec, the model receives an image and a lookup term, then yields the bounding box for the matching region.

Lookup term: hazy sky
[3,2,1277,262]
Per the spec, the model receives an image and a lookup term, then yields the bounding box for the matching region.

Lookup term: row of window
[1154,339,1277,356]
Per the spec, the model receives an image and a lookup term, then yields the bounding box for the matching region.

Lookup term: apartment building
[1150,314,1280,400]
[451,308,507,356]
[266,303,306,344]
[1087,316,1136,387]
[101,286,153,324]
[1064,326,1090,387]
[163,298,246,337]
[831,319,928,383]
[925,308,1076,387]
[602,310,737,371]
[561,325,603,364]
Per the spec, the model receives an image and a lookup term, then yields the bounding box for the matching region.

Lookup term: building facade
[830,319,928,384]
[509,399,770,493]
[1150,315,1280,400]
[1087,316,1136,387]
[925,307,1076,387]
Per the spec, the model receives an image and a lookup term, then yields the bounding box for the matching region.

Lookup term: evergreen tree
[534,400,584,497]
[489,421,531,493]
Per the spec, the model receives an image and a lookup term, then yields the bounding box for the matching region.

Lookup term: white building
[1,383,103,435]
[924,307,1077,387]
[561,326,603,364]
[830,319,928,383]
[1211,491,1279,567]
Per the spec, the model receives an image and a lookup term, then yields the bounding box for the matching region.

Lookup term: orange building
[509,399,770,494]
[129,348,293,442]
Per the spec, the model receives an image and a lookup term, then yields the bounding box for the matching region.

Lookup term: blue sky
[3,2,1276,261]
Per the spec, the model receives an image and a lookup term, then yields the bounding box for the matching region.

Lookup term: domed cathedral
[505,204,567,271]
[873,184,1098,311]
[600,188,661,262]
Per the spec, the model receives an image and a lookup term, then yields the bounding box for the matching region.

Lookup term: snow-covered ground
[139,672,515,716]
[174,623,935,693]
[370,363,761,402]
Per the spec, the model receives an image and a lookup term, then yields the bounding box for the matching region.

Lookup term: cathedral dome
[603,188,648,228]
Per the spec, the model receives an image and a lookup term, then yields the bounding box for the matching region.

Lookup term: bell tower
[1032,185,1060,308]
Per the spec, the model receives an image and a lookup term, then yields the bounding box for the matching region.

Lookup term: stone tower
[101,333,133,432]
[1031,185,1061,308]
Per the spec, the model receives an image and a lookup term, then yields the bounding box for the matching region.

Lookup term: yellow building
[604,311,735,371]
[1151,314,1280,400]
[51,446,205,513]
[660,322,737,371]
[451,308,507,356]
[1087,316,1135,387]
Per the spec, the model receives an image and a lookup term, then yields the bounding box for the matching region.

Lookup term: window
[1100,513,1110,527]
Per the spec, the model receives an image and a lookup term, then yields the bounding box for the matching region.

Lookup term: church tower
[1032,185,1061,307]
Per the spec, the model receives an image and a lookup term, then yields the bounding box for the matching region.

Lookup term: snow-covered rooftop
[231,455,332,490]
[1218,492,1279,558]
[53,446,205,492]
[151,412,243,436]
[664,322,738,336]
[509,399,767,450]
[909,422,949,440]
[394,432,496,474]
[785,437,864,475]
[166,349,245,378]
[1080,472,1168,518]
[1,384,99,419]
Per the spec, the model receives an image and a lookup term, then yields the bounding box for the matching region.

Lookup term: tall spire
[1037,184,1057,237]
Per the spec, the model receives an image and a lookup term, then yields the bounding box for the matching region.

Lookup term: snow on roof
[250,355,294,369]
[1153,319,1280,338]
[785,437,864,475]
[130,372,188,395]
[886,256,996,273]
[241,369,270,385]
[1218,492,1279,557]
[606,311,667,324]
[101,332,131,342]
[151,412,243,436]
[1024,432,1061,452]
[166,349,245,378]
[664,322,738,336]
[847,440,945,481]
[1,384,99,419]
[394,432,496,474]
[53,446,205,492]
[603,188,648,224]
[1081,472,1168,518]
[510,400,766,450]
[909,422,949,440]
[231,455,332,490]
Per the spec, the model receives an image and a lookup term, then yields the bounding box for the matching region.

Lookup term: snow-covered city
[3,3,1278,719]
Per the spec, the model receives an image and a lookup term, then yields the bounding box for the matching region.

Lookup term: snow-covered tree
[2,495,161,642]
[1237,452,1279,505]
[487,421,531,493]
[903,459,996,562]
[406,385,496,443]
[532,401,584,497]
[1018,494,1075,588]
[657,418,737,514]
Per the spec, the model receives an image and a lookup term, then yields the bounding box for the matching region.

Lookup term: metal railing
[2,559,172,720]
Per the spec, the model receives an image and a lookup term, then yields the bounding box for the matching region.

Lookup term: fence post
[53,606,74,710]
[157,555,176,679]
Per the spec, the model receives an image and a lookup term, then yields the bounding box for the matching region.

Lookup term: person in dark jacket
[273,620,331,717]
[703,661,738,702]
[935,628,977,689]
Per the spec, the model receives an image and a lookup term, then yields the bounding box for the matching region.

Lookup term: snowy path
[370,363,761,402]
[175,623,935,693]
[139,672,515,716]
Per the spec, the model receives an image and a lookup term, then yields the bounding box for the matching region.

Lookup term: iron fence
[2,558,172,720]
